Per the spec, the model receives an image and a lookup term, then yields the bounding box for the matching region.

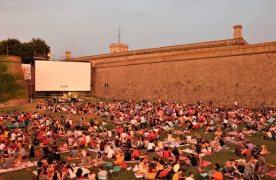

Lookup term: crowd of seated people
[0,100,275,179]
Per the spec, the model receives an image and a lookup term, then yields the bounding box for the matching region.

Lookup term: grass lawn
[0,103,275,180]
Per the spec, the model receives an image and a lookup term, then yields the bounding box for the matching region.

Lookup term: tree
[22,38,51,64]
[0,38,22,57]
[0,38,51,64]
[21,42,34,64]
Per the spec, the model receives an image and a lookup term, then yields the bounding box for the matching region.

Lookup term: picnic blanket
[200,161,211,167]
[60,150,70,154]
[181,148,195,154]
[0,161,37,174]
[170,144,189,148]
[180,148,208,157]
[224,137,240,145]
[155,151,174,160]
[163,141,189,148]
[265,170,276,179]
[87,148,101,153]
[172,130,185,135]
[66,157,84,161]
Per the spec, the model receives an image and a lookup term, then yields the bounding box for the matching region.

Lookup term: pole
[30,83,33,103]
[118,26,121,43]
[7,46,9,55]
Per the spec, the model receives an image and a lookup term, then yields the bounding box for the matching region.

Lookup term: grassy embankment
[0,56,27,103]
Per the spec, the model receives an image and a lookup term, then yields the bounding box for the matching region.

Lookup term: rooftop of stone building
[69,38,249,61]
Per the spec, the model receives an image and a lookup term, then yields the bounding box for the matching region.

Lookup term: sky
[1,0,276,59]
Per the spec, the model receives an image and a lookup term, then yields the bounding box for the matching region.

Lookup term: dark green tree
[21,38,51,64]
[21,42,34,64]
[0,38,51,64]
[0,38,22,57]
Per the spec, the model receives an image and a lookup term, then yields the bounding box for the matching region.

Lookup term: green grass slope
[0,56,27,103]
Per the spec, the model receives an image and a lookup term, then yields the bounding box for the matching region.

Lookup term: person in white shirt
[130,119,138,125]
[107,146,115,159]
[10,132,17,141]
[147,141,156,152]
[185,172,195,180]
[223,118,228,129]
[121,132,127,140]
[105,145,111,154]
[0,142,5,151]
[107,130,112,138]
[68,136,74,146]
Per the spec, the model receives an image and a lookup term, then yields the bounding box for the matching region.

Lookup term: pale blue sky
[0,0,275,58]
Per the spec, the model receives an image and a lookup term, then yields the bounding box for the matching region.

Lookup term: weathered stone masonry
[68,26,276,107]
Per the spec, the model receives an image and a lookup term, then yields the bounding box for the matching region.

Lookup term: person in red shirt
[152,132,158,140]
[37,132,44,142]
[158,165,172,179]
[163,147,171,159]
[242,146,251,158]
[43,137,49,146]
[119,127,124,134]
[132,147,140,160]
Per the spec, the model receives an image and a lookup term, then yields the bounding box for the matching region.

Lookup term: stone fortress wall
[68,25,276,107]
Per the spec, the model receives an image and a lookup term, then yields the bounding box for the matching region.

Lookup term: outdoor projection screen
[35,60,91,91]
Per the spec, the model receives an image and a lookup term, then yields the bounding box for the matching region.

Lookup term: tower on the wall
[109,43,128,53]
[65,51,71,60]
[233,25,243,39]
[109,26,129,53]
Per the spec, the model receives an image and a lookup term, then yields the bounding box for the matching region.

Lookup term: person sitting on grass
[185,172,195,180]
[137,159,148,175]
[156,140,164,150]
[107,146,115,159]
[70,146,79,158]
[13,155,22,168]
[59,142,69,152]
[132,147,140,160]
[147,140,156,152]
[188,154,198,167]
[153,157,164,176]
[161,146,170,158]
[87,169,96,180]
[209,163,223,180]
[98,169,107,179]
[82,152,91,167]
[260,144,270,154]
[172,168,184,180]
[124,149,132,161]
[93,151,102,166]
[241,145,251,158]
[158,165,172,179]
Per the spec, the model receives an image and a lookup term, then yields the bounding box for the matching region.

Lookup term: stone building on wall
[65,25,276,107]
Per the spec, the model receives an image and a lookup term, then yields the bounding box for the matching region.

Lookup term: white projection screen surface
[35,60,91,91]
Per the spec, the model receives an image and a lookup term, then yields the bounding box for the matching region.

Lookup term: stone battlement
[93,41,276,68]
[70,38,248,61]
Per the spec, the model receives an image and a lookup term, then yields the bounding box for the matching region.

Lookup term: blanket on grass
[0,161,37,174]
[265,170,276,179]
